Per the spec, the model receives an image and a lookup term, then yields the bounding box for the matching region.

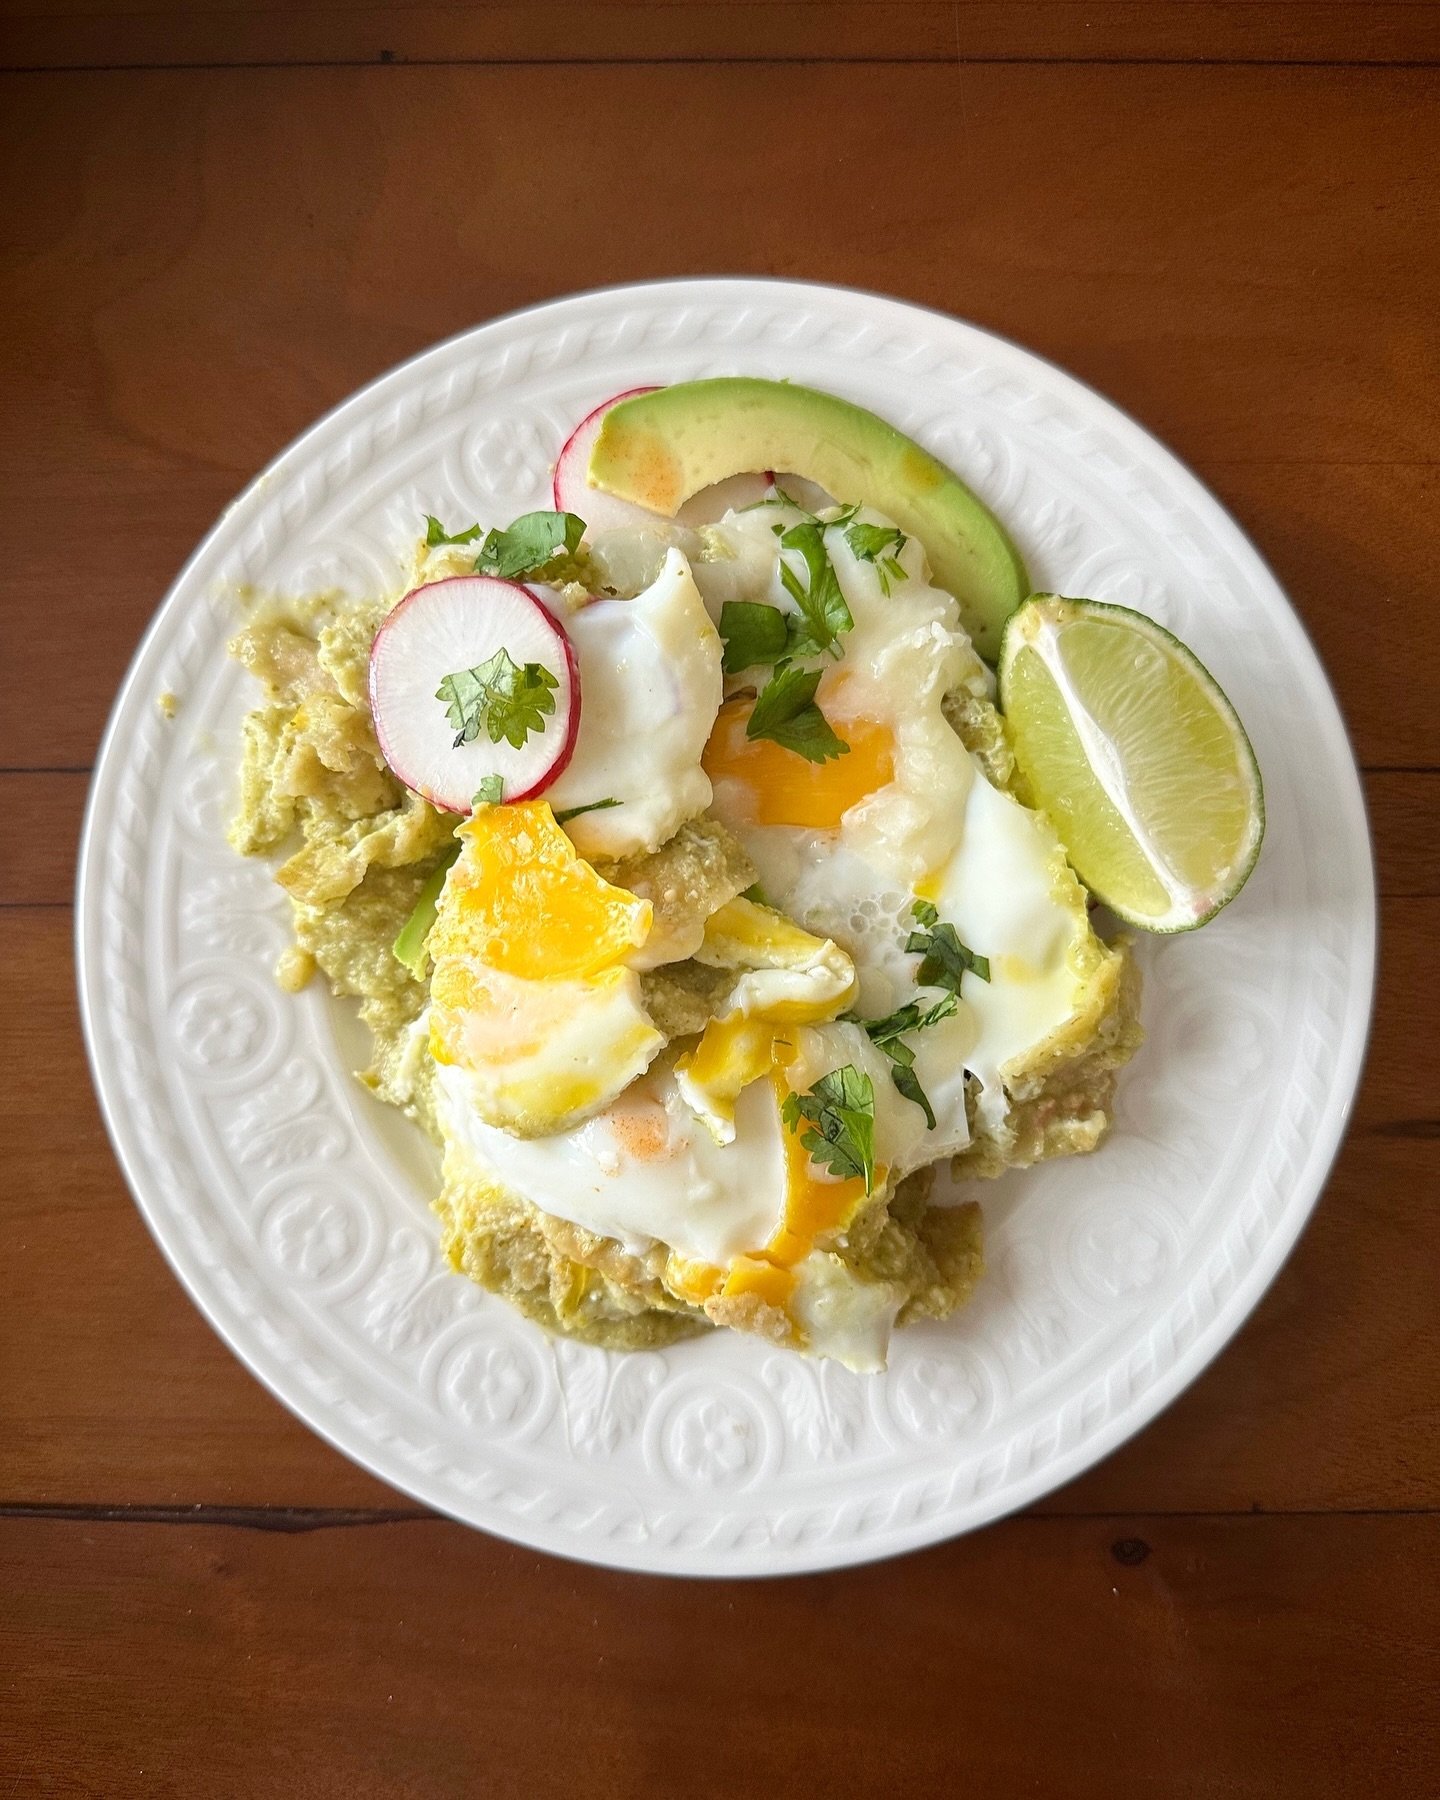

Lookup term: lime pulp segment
[999,597,1264,932]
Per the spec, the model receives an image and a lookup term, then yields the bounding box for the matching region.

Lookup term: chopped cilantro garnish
[425,515,483,548]
[845,521,909,596]
[905,899,991,990]
[473,510,585,581]
[472,775,504,806]
[777,522,853,658]
[718,600,791,674]
[437,648,558,750]
[554,797,622,824]
[853,992,960,1129]
[845,522,905,562]
[746,663,849,763]
[781,1064,876,1193]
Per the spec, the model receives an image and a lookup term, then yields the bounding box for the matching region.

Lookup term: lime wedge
[998,596,1264,932]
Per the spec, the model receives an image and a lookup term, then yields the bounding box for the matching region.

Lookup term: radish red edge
[553,386,659,521]
[368,574,581,814]
[555,385,778,529]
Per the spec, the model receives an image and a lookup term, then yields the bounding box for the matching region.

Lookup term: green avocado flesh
[587,377,1029,658]
[392,844,460,978]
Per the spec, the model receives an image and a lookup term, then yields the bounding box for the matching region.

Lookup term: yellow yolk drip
[674,902,855,1143]
[427,801,651,981]
[721,1257,796,1309]
[702,696,894,829]
[666,1257,727,1304]
[669,1057,878,1324]
[766,1066,874,1267]
[680,1014,783,1093]
[425,803,663,1130]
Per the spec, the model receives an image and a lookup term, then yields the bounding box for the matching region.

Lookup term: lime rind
[998,595,1264,934]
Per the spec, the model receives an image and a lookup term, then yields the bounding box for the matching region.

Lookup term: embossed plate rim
[77,278,1376,1575]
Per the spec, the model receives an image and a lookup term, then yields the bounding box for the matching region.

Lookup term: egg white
[435,1018,921,1372]
[544,547,722,860]
[698,502,1094,1145]
[431,500,1107,1365]
[428,963,663,1138]
[437,1057,787,1267]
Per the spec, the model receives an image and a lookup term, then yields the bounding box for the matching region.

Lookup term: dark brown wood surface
[2,10,1437,1794]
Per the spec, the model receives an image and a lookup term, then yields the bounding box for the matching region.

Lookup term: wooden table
[3,4,1438,1793]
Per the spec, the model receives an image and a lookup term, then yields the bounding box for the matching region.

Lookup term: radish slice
[369,576,579,812]
[554,387,664,535]
[554,388,774,534]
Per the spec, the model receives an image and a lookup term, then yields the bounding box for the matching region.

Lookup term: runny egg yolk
[427,801,651,982]
[702,696,894,829]
[667,1058,877,1318]
[425,802,663,1133]
[679,1013,785,1106]
[766,1065,874,1269]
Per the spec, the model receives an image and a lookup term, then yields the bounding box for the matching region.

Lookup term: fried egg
[543,546,723,861]
[429,503,1113,1366]
[435,1015,918,1370]
[427,802,664,1134]
[697,501,1100,1141]
[434,900,942,1369]
[674,896,857,1142]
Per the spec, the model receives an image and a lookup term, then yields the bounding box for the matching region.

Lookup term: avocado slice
[392,843,460,979]
[587,377,1028,658]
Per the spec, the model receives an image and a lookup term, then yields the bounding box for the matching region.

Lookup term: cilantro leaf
[842,525,910,601]
[719,600,790,674]
[739,488,804,515]
[845,522,907,563]
[554,797,621,824]
[473,510,585,580]
[778,522,853,658]
[425,514,483,548]
[853,992,960,1130]
[861,991,961,1051]
[741,484,821,518]
[886,1058,934,1129]
[472,775,504,806]
[905,900,991,990]
[845,523,909,596]
[746,663,850,764]
[437,648,559,750]
[781,1064,876,1193]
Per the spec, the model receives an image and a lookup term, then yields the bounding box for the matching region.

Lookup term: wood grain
[5,2,1439,72]
[2,1512,1437,1797]
[3,30,1438,1792]
[0,771,87,904]
[5,898,1436,1511]
[2,63,1437,769]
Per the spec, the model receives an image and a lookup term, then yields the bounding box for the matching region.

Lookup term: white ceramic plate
[77,280,1375,1576]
